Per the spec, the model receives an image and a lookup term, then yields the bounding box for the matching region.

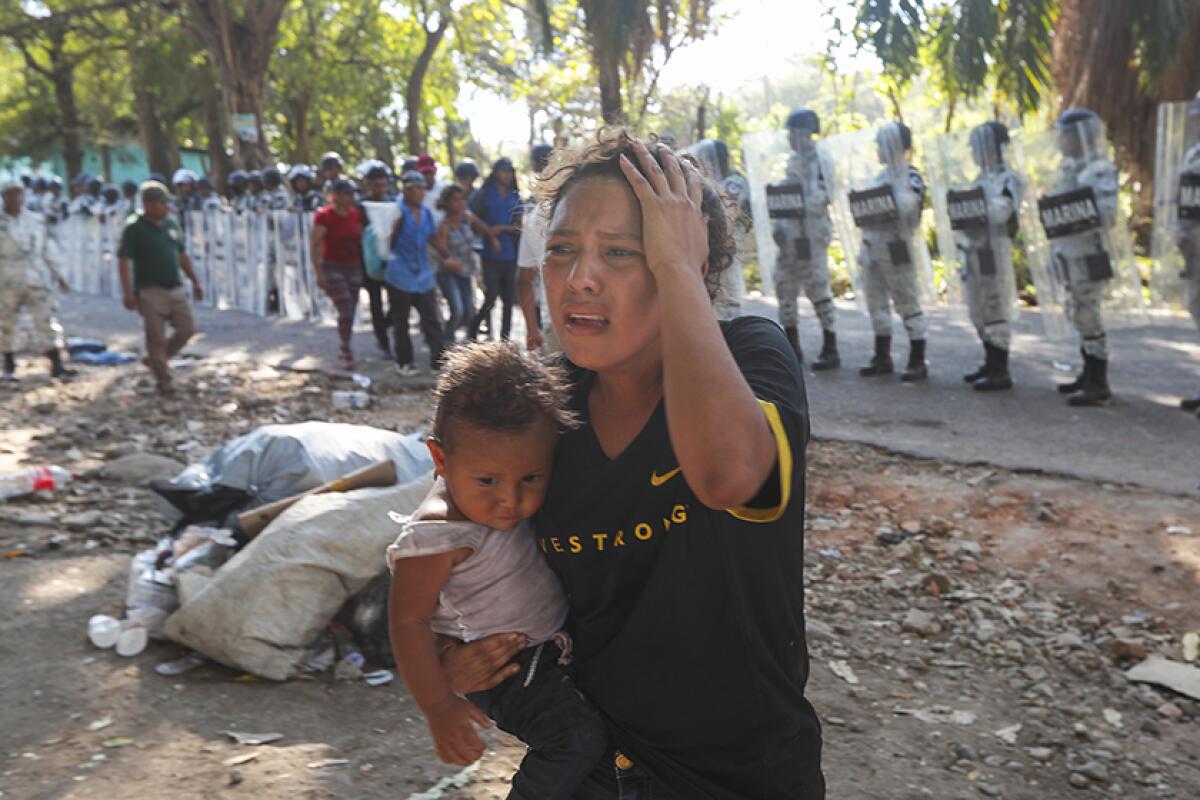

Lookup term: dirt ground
[1,355,1198,800]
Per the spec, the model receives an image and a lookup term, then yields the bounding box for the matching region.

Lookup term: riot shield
[184,210,210,307]
[744,128,841,307]
[924,124,1022,324]
[99,212,123,299]
[230,211,266,315]
[299,212,338,322]
[206,208,234,310]
[824,126,936,308]
[1011,118,1145,337]
[1150,100,1200,314]
[272,210,311,320]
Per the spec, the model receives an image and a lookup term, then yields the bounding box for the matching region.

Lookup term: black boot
[1180,395,1200,412]
[47,348,77,379]
[900,339,928,382]
[1057,348,1089,394]
[784,326,803,364]
[1067,355,1112,407]
[1,352,15,382]
[973,344,1013,392]
[859,335,894,376]
[963,343,988,383]
[812,329,840,371]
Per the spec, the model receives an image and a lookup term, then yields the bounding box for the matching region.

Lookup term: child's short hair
[432,342,578,449]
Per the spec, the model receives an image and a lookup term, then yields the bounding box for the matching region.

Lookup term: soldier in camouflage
[0,182,75,381]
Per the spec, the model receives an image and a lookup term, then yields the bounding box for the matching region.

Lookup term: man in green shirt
[117,181,203,396]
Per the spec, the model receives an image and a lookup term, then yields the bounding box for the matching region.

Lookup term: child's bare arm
[388,549,492,765]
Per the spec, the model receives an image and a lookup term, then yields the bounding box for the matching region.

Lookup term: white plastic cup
[88,615,121,649]
[115,622,148,657]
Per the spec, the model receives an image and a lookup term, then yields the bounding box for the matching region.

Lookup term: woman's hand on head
[619,139,710,285]
[439,632,527,694]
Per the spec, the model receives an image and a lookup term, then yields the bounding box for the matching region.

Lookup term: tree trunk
[134,81,175,178]
[291,97,311,165]
[1052,0,1200,237]
[405,12,450,156]
[593,48,624,124]
[368,124,394,171]
[182,0,289,169]
[579,1,626,125]
[52,72,83,179]
[203,80,234,187]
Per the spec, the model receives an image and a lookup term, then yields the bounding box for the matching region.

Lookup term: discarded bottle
[0,465,75,500]
[331,390,371,410]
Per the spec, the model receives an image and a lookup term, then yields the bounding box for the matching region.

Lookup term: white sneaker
[395,363,419,377]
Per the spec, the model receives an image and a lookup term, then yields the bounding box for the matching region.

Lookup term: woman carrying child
[409,132,825,799]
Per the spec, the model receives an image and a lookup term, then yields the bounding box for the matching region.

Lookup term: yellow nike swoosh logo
[650,467,681,487]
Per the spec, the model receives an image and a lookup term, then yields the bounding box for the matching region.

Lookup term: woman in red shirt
[311,179,365,369]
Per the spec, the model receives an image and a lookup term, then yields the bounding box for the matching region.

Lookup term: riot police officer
[172,168,201,213]
[769,108,840,369]
[1,182,74,381]
[1044,108,1119,407]
[1174,93,1200,415]
[954,121,1022,391]
[227,170,249,212]
[258,167,291,212]
[318,152,343,194]
[855,122,929,381]
[287,164,322,211]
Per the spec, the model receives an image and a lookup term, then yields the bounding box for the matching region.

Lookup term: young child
[386,342,606,799]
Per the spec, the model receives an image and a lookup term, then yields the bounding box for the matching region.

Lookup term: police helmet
[319,151,343,171]
[147,172,166,184]
[530,144,554,171]
[86,177,103,194]
[287,164,314,183]
[120,179,138,194]
[49,176,63,191]
[1055,108,1099,129]
[786,108,820,135]
[102,185,120,202]
[32,177,47,192]
[70,172,92,188]
[969,121,1010,160]
[876,121,913,153]
[172,168,198,186]
[262,167,282,188]
[453,160,480,181]
[228,170,247,186]
[401,157,419,174]
[20,175,32,187]
[197,176,214,190]
[364,162,391,181]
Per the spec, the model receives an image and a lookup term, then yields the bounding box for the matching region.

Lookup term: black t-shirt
[537,316,824,799]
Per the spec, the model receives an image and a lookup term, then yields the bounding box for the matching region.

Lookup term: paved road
[47,292,1200,495]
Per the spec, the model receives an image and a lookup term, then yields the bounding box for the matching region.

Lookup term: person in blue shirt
[468,158,523,340]
[387,170,445,376]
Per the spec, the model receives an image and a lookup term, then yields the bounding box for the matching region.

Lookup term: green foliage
[849,0,1057,115]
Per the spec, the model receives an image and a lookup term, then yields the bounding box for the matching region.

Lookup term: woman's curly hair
[531,128,737,301]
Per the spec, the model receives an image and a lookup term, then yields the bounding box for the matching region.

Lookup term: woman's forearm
[657,268,776,509]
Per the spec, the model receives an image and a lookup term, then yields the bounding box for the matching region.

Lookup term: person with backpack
[468,158,522,341]
[386,171,445,376]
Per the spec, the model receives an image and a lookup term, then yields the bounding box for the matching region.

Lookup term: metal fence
[56,210,337,322]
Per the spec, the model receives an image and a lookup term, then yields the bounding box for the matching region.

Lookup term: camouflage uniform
[0,209,65,353]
